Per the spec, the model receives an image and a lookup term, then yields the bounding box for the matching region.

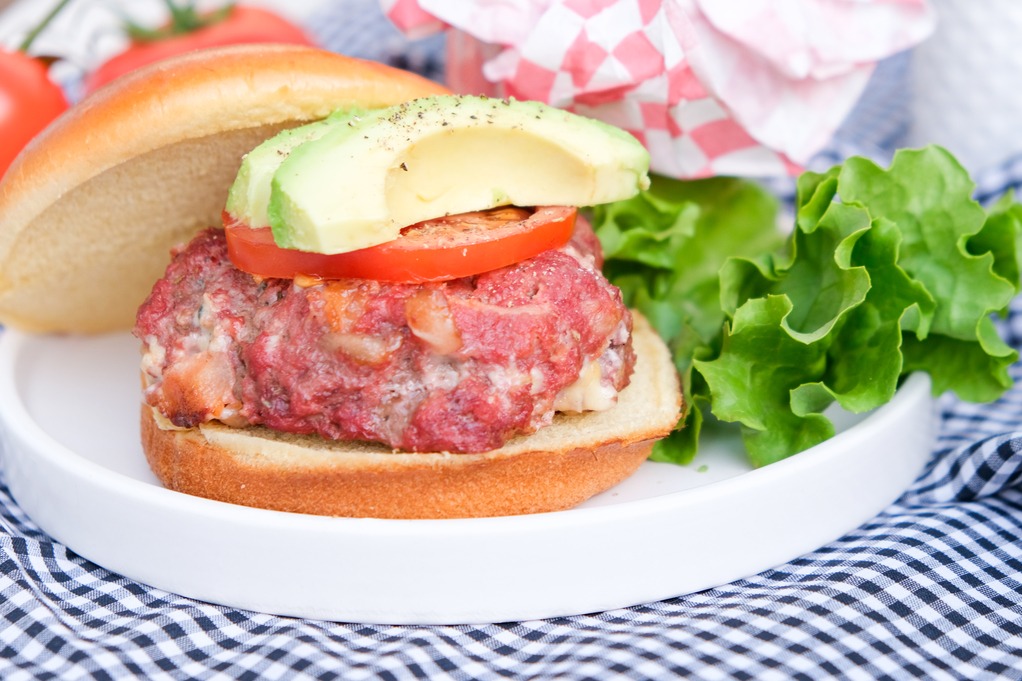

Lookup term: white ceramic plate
[0,329,935,624]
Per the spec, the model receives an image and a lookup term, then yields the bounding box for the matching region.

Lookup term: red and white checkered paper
[381,0,935,179]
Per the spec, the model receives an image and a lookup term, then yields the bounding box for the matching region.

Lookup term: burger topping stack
[135,95,654,453]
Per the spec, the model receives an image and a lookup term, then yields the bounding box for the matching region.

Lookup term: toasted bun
[142,314,682,519]
[0,44,449,333]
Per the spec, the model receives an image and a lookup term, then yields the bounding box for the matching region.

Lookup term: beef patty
[135,220,634,453]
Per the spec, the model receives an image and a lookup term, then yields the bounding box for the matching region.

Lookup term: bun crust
[141,315,682,519]
[0,44,448,333]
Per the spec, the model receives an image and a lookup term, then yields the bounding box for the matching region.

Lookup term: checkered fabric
[2,299,1022,678]
[382,0,934,179]
[3,2,1022,679]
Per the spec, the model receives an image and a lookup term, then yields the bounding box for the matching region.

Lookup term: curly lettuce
[592,146,1022,467]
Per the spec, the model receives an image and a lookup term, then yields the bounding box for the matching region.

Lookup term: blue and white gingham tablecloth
[2,306,1022,678]
[1,2,1022,679]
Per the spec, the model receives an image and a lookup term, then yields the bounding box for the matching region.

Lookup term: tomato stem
[17,0,74,53]
[164,0,202,33]
[127,0,234,41]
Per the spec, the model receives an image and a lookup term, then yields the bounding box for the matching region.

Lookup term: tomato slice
[223,206,577,283]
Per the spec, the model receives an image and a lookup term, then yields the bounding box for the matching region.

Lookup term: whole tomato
[84,3,315,94]
[0,50,69,178]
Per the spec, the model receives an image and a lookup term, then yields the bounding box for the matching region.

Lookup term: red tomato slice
[223,205,577,283]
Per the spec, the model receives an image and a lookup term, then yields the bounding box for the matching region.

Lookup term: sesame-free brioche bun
[0,44,448,333]
[142,314,681,519]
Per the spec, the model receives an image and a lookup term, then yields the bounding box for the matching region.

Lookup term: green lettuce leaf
[593,146,1022,467]
[592,175,782,463]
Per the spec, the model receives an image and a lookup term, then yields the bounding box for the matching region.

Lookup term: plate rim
[0,327,934,529]
[0,328,937,622]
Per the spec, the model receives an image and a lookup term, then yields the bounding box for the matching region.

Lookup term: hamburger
[0,45,681,519]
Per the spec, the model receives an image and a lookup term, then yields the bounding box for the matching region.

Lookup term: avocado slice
[267,95,651,255]
[225,107,367,229]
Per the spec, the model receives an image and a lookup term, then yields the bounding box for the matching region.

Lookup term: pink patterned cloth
[381,0,934,178]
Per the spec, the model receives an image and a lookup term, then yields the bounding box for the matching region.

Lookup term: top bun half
[0,44,449,333]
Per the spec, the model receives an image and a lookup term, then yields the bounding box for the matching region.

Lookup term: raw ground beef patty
[135,221,635,453]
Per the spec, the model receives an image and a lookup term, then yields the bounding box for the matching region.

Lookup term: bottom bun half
[141,314,682,519]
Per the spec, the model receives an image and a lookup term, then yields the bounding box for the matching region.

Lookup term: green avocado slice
[264,95,651,255]
[225,107,367,230]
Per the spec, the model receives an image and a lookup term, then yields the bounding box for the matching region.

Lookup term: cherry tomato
[84,5,314,93]
[0,50,68,178]
[223,206,578,282]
